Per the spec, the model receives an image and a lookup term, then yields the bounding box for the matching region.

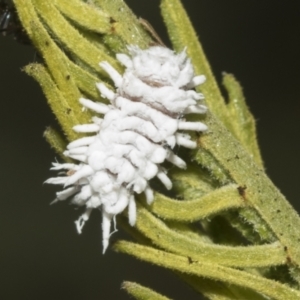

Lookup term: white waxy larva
[46,45,208,253]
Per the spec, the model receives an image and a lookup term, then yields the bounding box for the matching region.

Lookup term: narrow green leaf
[170,165,217,199]
[114,241,300,300]
[227,207,277,243]
[102,34,128,54]
[43,127,71,162]
[150,184,244,222]
[13,0,92,129]
[117,214,153,247]
[53,0,111,34]
[135,203,286,268]
[179,274,268,300]
[289,267,300,287]
[24,64,81,141]
[67,61,109,101]
[94,0,152,48]
[119,216,268,300]
[122,281,171,300]
[119,219,244,299]
[160,0,230,130]
[32,0,121,76]
[192,147,231,185]
[166,221,211,243]
[223,73,263,167]
[180,275,239,300]
[15,0,109,102]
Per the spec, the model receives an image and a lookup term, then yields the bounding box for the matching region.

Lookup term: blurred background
[0,1,299,299]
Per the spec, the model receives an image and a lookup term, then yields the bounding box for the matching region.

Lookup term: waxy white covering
[46,46,207,253]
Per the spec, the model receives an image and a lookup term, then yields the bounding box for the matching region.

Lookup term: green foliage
[114,241,300,300]
[12,0,300,298]
[222,73,263,167]
[122,281,171,300]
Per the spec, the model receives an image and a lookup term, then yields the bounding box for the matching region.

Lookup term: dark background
[0,1,299,299]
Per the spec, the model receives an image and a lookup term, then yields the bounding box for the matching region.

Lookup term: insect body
[46,46,208,253]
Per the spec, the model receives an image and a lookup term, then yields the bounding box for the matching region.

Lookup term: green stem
[198,113,300,267]
[222,73,263,167]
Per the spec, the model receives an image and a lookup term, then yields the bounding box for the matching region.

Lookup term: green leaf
[94,0,152,48]
[223,73,263,167]
[43,127,71,162]
[149,184,244,222]
[53,0,111,34]
[14,0,92,131]
[24,64,82,141]
[191,147,232,185]
[179,274,268,300]
[134,203,286,268]
[160,0,230,130]
[114,241,300,300]
[170,165,217,199]
[122,281,171,300]
[32,0,121,76]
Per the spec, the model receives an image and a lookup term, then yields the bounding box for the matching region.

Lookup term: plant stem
[199,113,300,268]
